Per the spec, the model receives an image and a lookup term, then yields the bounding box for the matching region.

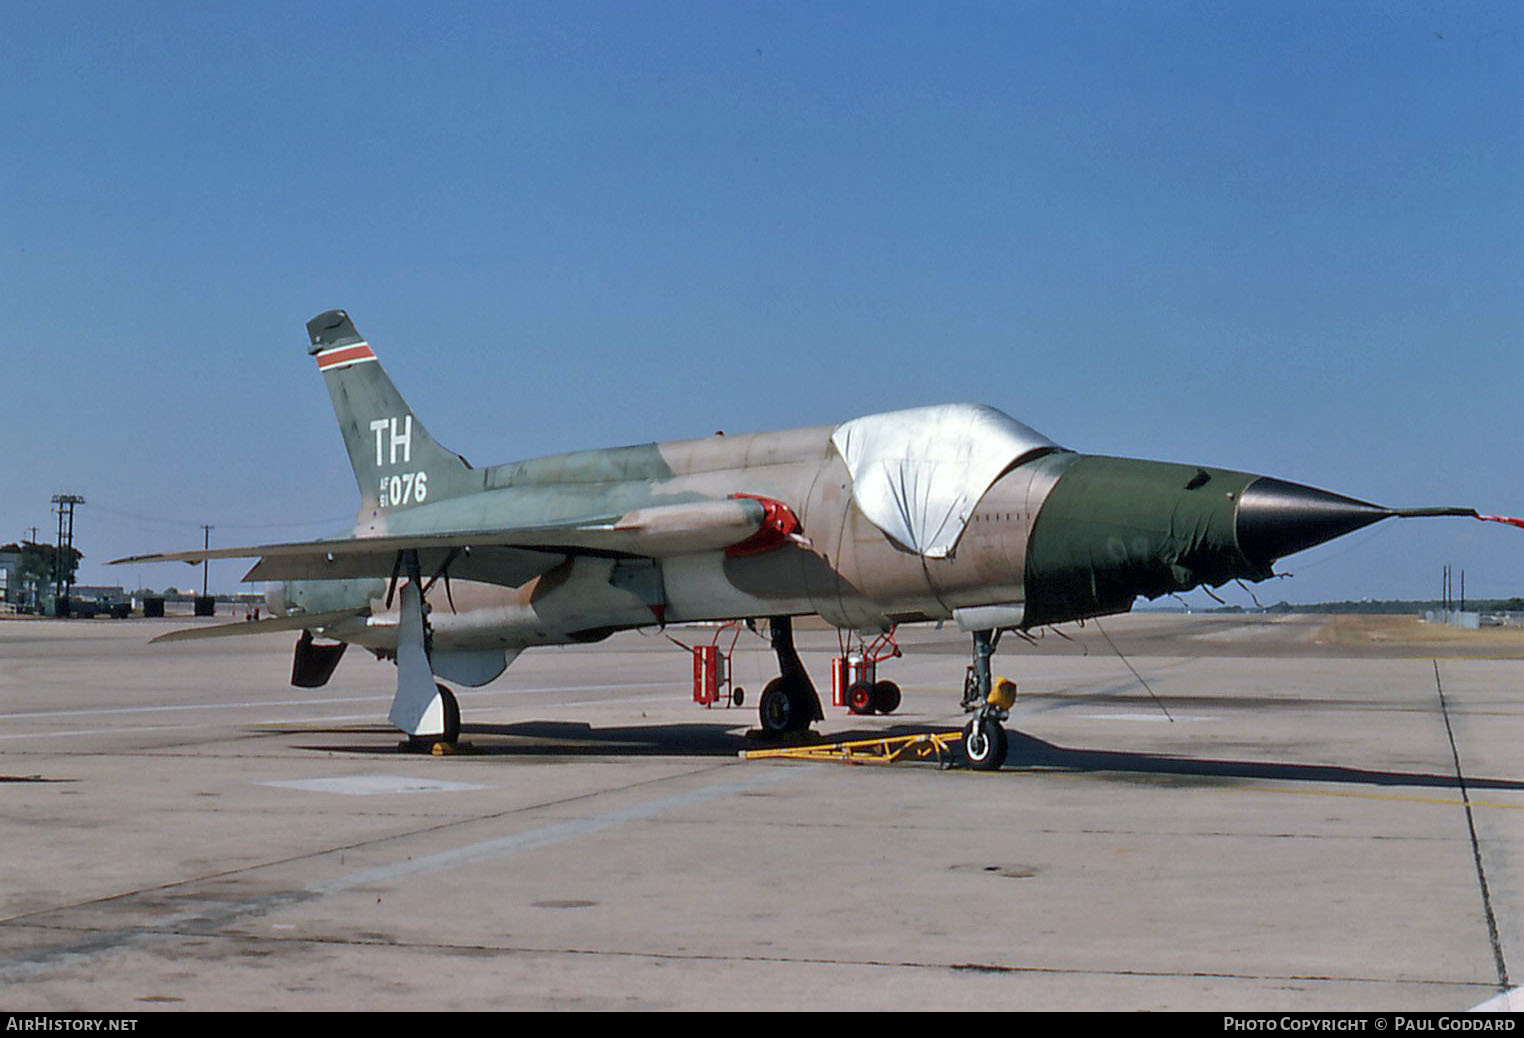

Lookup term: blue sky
[4,1,1521,603]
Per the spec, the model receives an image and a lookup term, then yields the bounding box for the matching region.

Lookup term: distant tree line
[0,541,82,598]
[1210,598,1524,615]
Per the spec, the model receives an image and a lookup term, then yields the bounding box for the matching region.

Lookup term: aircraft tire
[437,683,460,745]
[759,679,794,735]
[847,682,875,715]
[871,680,901,714]
[963,718,1007,771]
[760,677,814,735]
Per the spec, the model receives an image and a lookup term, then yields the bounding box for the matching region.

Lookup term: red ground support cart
[831,628,903,715]
[670,622,748,708]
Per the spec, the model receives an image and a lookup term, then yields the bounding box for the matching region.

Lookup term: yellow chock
[399,738,471,755]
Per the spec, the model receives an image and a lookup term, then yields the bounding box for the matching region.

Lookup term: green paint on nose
[1021,456,1260,628]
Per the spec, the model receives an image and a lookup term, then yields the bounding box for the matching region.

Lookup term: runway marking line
[0,681,673,722]
[1019,768,1524,811]
[1471,986,1523,1012]
[1236,785,1524,811]
[258,775,488,795]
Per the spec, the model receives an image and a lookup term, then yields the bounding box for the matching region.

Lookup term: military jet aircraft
[115,309,1488,769]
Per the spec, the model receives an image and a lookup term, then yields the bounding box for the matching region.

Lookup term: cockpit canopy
[830,403,1063,558]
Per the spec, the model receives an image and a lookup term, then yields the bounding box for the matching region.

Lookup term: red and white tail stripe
[314,342,377,371]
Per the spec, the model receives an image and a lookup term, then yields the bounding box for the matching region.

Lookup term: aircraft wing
[114,536,568,585]
[111,496,795,585]
[149,607,370,643]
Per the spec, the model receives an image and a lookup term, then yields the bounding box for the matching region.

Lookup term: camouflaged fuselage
[291,426,1301,656]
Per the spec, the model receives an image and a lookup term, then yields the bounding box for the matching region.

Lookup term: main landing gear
[757,616,825,737]
[402,682,461,752]
[960,628,1013,771]
[390,549,464,753]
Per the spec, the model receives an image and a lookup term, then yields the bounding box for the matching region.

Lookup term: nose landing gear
[960,629,1013,771]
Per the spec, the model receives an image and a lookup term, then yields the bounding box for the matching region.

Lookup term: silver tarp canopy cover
[830,403,1062,558]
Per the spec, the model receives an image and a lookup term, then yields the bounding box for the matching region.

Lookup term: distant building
[0,551,19,607]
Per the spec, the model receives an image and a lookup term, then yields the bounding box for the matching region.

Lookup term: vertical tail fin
[306,309,478,525]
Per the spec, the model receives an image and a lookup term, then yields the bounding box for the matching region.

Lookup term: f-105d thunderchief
[117,309,1489,768]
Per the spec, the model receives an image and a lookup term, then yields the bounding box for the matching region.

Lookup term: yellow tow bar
[741,731,962,768]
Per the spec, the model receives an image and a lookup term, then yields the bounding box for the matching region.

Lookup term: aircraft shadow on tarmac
[288,719,755,759]
[1000,729,1524,792]
[283,722,1524,792]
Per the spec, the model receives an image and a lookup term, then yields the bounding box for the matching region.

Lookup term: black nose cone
[1235,477,1392,569]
